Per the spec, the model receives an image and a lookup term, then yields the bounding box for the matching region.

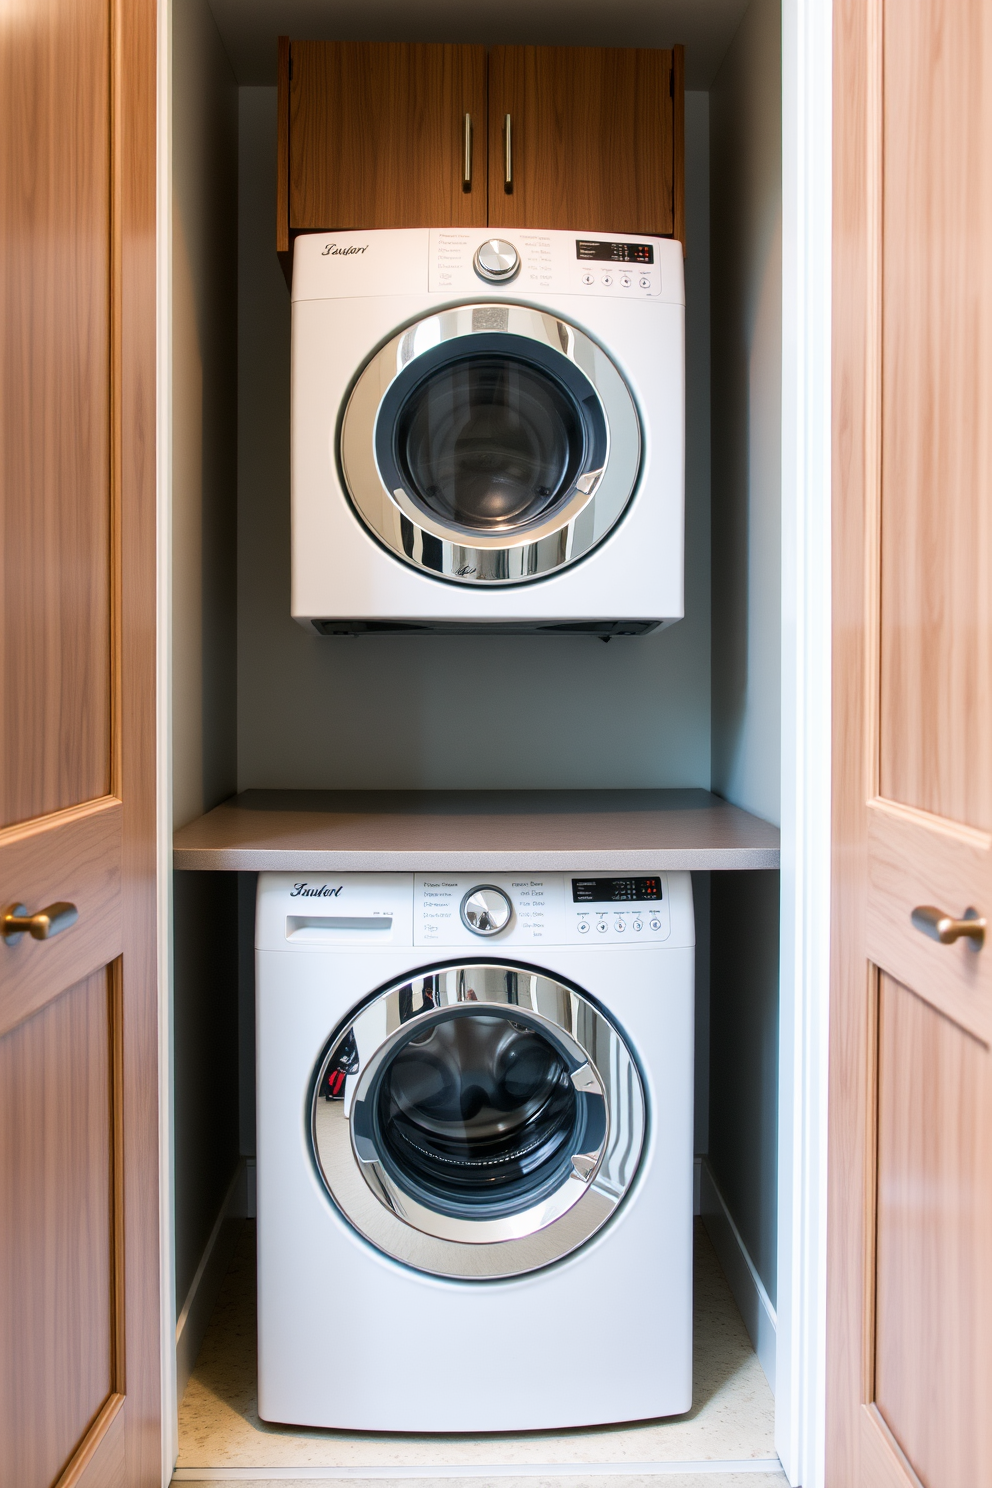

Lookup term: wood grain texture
[866,798,991,1044]
[276,35,290,255]
[0,798,123,1039]
[0,0,112,828]
[56,1394,125,1488]
[830,5,992,1484]
[0,0,160,1479]
[827,0,877,1480]
[488,46,675,238]
[289,42,488,233]
[874,973,992,1487]
[859,1405,925,1488]
[116,0,162,1479]
[172,788,780,872]
[878,0,992,827]
[0,971,115,1488]
[672,44,685,251]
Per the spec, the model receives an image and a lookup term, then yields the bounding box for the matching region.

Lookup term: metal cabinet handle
[504,113,513,192]
[2,901,78,946]
[462,113,472,190]
[911,904,986,948]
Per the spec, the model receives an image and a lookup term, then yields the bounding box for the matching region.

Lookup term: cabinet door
[285,41,487,234]
[487,46,683,241]
[829,1,992,1484]
[0,0,160,1484]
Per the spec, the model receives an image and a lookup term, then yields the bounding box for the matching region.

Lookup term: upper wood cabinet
[278,40,684,269]
[281,41,488,241]
[488,46,683,241]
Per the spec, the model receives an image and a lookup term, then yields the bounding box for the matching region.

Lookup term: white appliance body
[256,869,694,1432]
[291,228,685,633]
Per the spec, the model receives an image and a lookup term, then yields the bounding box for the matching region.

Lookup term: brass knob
[910,905,986,949]
[2,901,78,946]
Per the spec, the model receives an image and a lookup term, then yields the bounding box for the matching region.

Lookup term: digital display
[576,239,654,264]
[572,876,662,904]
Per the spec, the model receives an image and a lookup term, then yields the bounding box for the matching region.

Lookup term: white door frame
[777,2,833,1485]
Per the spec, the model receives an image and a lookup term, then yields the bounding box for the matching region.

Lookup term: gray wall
[709,0,782,826]
[236,90,713,792]
[706,0,782,1307]
[171,0,241,1312]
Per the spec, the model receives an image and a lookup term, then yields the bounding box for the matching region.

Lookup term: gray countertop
[173,789,780,872]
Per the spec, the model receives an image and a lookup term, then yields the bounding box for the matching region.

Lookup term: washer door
[339,304,642,585]
[311,963,645,1278]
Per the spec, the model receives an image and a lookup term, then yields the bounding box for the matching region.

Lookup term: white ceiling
[207,0,751,89]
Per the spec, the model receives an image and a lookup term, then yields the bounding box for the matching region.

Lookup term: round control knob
[460,885,512,936]
[473,238,520,282]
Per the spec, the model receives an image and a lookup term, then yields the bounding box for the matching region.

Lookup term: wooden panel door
[487,45,684,243]
[829,1,992,1484]
[0,0,161,1484]
[282,40,488,242]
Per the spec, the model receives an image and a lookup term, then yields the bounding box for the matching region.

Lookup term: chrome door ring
[311,963,646,1278]
[338,304,642,585]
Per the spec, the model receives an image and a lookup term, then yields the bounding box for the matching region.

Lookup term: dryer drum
[311,963,646,1278]
[338,304,642,586]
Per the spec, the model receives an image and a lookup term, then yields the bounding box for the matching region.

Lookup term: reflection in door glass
[395,356,585,533]
[374,1009,581,1213]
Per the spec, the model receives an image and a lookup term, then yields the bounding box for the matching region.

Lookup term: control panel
[256,872,689,951]
[429,230,663,299]
[414,873,672,946]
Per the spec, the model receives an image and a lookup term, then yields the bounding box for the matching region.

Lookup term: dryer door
[311,963,645,1278]
[339,304,642,585]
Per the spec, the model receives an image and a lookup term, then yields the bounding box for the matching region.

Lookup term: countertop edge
[173,847,781,872]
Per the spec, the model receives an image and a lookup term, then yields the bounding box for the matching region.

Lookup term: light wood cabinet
[277,40,684,273]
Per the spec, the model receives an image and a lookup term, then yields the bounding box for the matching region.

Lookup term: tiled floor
[173,1222,784,1486]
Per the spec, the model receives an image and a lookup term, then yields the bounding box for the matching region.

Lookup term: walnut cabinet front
[277,39,684,270]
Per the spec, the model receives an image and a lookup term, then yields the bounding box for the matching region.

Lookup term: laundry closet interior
[169,0,786,1480]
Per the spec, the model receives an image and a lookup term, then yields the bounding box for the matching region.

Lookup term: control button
[577,919,590,933]
[601,273,613,286]
[614,918,626,932]
[639,276,652,289]
[581,271,595,286]
[473,238,520,282]
[649,916,662,931]
[596,920,609,934]
[460,885,512,936]
[633,919,644,932]
[620,273,632,288]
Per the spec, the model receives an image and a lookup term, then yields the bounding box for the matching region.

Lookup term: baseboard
[175,1158,251,1401]
[698,1157,777,1392]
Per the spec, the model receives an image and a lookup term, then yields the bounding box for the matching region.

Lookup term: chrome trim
[473,238,520,282]
[311,964,645,1278]
[459,884,512,935]
[462,113,472,190]
[339,303,642,585]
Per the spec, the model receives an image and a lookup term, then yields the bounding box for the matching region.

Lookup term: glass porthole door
[311,964,646,1279]
[339,305,642,585]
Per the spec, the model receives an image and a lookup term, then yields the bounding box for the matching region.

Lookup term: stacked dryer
[291,227,685,634]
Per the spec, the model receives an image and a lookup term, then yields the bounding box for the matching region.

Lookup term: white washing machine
[291,228,685,635]
[255,869,694,1432]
